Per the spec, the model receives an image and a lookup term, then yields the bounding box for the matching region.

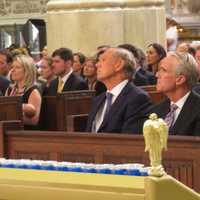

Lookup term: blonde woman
[6,54,42,128]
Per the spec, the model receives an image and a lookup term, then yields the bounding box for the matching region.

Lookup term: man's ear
[115,59,125,72]
[176,74,186,86]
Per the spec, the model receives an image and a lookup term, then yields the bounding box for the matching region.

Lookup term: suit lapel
[172,92,197,133]
[62,73,74,91]
[88,93,106,130]
[98,82,130,131]
[53,78,59,95]
[159,99,170,118]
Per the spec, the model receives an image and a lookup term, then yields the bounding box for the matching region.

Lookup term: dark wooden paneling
[42,90,95,131]
[0,96,23,121]
[0,124,199,192]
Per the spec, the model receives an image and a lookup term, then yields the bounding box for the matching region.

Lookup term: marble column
[47,0,166,55]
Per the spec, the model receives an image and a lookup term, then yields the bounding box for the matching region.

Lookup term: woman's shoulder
[23,85,41,102]
[25,85,41,94]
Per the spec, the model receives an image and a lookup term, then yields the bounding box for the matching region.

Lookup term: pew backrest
[42,90,95,131]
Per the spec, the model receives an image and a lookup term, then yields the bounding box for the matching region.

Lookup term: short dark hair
[188,47,196,57]
[0,49,13,63]
[118,43,139,61]
[73,52,86,64]
[52,47,73,62]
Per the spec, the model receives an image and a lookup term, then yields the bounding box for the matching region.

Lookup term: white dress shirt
[59,68,73,86]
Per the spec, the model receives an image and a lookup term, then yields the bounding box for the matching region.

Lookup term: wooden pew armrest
[67,114,88,132]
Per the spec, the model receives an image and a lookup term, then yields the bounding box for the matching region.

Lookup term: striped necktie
[103,92,113,120]
[164,103,178,129]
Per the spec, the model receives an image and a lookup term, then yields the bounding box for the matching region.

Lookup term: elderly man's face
[195,49,200,68]
[156,55,180,94]
[96,49,119,82]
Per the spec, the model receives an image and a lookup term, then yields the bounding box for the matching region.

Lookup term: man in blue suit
[86,47,152,134]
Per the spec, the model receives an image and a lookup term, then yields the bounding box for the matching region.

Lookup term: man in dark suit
[150,52,200,136]
[0,49,13,79]
[86,48,152,134]
[0,75,10,95]
[46,48,88,96]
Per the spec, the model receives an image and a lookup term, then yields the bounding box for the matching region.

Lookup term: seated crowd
[0,41,200,136]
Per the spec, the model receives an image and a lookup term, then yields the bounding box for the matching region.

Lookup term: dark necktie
[164,104,178,129]
[103,92,113,120]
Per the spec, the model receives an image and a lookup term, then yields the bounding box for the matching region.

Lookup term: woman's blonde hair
[13,54,37,89]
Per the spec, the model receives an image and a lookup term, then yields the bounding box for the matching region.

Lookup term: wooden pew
[139,85,165,103]
[148,90,166,104]
[139,85,166,104]
[0,120,23,157]
[0,96,23,121]
[140,85,157,92]
[41,90,95,131]
[0,122,199,192]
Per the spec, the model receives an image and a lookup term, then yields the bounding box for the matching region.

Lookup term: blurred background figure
[83,56,106,96]
[36,45,48,71]
[146,43,166,75]
[137,48,157,85]
[73,52,86,78]
[0,49,12,94]
[188,46,196,58]
[118,43,149,86]
[0,49,13,80]
[39,56,56,95]
[195,46,200,70]
[118,43,157,85]
[166,17,178,52]
[176,42,189,54]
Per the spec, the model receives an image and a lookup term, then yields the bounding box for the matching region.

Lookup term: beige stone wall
[0,0,49,25]
[47,0,166,55]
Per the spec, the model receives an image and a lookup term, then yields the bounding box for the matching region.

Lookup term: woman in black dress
[6,54,42,128]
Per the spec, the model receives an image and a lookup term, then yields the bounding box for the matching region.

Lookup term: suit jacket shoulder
[139,68,157,85]
[133,72,149,86]
[63,73,88,91]
[45,73,88,96]
[149,91,200,136]
[0,75,10,95]
[172,91,200,136]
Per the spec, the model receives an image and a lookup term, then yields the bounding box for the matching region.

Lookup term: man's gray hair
[114,48,136,79]
[168,52,200,88]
